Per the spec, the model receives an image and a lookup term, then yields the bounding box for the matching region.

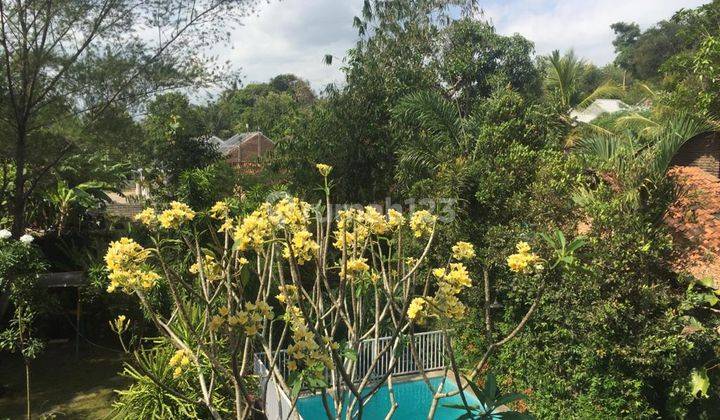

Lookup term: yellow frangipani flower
[409,210,436,238]
[134,208,157,227]
[316,163,332,177]
[516,241,531,254]
[169,349,193,378]
[233,203,276,251]
[407,297,427,321]
[282,229,319,265]
[333,208,369,250]
[452,241,475,260]
[363,206,390,235]
[209,200,229,220]
[276,284,298,304]
[507,242,541,274]
[387,209,405,230]
[105,238,160,293]
[339,257,370,280]
[189,254,223,282]
[158,201,196,229]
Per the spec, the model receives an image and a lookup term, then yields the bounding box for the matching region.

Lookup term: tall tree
[0,0,259,236]
[611,21,641,72]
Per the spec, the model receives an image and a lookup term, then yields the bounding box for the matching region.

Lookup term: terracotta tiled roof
[666,166,720,286]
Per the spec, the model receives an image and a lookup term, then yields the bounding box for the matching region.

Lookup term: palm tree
[544,50,624,110]
[392,90,473,197]
[573,112,710,210]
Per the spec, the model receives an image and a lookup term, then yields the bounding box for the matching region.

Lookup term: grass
[0,343,130,419]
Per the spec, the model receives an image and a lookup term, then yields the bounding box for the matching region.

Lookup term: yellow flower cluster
[333,207,406,250]
[210,301,273,336]
[339,257,370,280]
[158,201,196,229]
[169,349,193,378]
[274,197,312,232]
[111,314,130,334]
[276,284,299,304]
[105,238,161,293]
[189,254,224,282]
[452,241,475,260]
[409,210,436,238]
[333,208,369,250]
[209,200,230,220]
[408,262,472,324]
[433,263,473,291]
[282,229,319,265]
[316,163,333,177]
[506,241,541,274]
[233,203,276,251]
[285,315,334,373]
[362,206,390,235]
[134,208,157,227]
[407,297,427,322]
[387,209,406,230]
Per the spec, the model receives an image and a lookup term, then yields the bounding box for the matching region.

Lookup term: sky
[218,0,709,91]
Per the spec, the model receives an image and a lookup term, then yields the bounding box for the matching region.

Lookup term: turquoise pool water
[296,376,481,419]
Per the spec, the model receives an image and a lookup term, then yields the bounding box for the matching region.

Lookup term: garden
[1,0,720,419]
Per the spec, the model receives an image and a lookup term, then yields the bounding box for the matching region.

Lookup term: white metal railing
[256,330,446,384]
[255,331,446,420]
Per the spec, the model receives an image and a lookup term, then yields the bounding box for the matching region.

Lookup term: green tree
[271,4,541,204]
[611,21,641,73]
[0,0,260,237]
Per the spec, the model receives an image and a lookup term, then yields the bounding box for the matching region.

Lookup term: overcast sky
[217,0,709,91]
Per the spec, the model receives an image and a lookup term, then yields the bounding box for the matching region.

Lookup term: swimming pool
[296,376,481,419]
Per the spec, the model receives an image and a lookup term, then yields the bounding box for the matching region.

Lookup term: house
[210,132,275,172]
[671,132,720,179]
[570,99,631,123]
[105,170,149,219]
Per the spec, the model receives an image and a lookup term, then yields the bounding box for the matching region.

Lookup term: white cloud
[213,0,363,90]
[482,0,709,64]
[206,0,709,93]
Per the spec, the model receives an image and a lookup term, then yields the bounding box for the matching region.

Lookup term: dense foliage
[2,0,720,418]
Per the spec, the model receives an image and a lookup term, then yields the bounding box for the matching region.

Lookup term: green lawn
[0,344,129,419]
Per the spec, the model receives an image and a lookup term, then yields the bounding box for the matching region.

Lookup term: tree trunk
[25,361,31,420]
[11,129,26,238]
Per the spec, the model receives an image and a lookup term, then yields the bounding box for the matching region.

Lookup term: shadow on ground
[0,343,129,419]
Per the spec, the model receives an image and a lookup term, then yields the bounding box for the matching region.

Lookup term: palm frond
[579,121,615,136]
[577,82,624,108]
[574,135,620,162]
[648,113,711,179]
[393,91,462,145]
[615,113,662,138]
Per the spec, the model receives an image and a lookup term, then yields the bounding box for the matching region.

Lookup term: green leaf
[696,277,715,289]
[494,392,527,407]
[290,379,302,399]
[690,368,710,398]
[701,292,719,306]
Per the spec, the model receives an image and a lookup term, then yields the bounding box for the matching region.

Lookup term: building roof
[666,166,720,287]
[570,99,631,123]
[210,132,273,155]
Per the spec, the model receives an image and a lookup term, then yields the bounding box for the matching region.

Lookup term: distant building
[570,99,631,123]
[210,132,274,172]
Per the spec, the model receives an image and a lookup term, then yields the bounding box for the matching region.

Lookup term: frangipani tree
[105,164,581,419]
